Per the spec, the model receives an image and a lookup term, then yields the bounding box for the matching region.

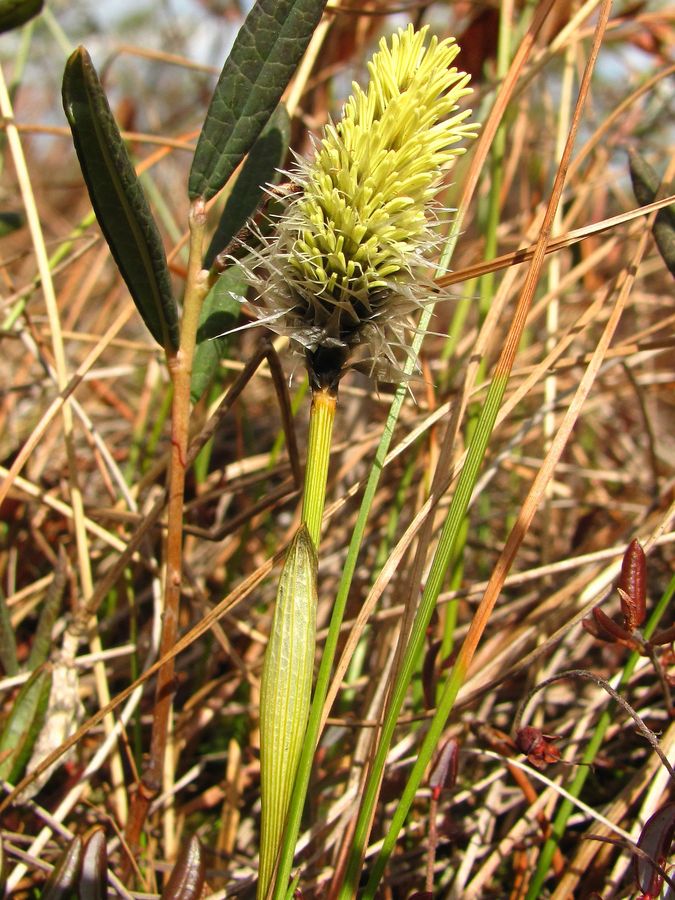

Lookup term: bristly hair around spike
[238,24,478,393]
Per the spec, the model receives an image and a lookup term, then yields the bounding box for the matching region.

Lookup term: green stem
[301,388,337,548]
[271,375,413,900]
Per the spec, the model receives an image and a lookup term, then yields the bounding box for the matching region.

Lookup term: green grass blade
[272,356,422,900]
[62,47,179,351]
[188,0,327,202]
[352,373,510,899]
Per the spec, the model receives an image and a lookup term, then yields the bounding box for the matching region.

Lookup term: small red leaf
[162,835,205,899]
[515,727,561,769]
[429,737,459,799]
[594,607,631,641]
[634,801,675,896]
[619,539,646,631]
[651,624,675,646]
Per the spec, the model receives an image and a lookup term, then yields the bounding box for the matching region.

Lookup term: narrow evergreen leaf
[42,835,83,900]
[203,103,290,269]
[188,0,326,202]
[27,550,67,670]
[628,150,675,279]
[62,47,179,350]
[0,834,6,896]
[0,666,52,782]
[0,211,23,236]
[190,264,247,404]
[0,587,19,677]
[0,0,43,33]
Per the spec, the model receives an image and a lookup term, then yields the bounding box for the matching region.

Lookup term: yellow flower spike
[243,24,477,392]
[258,525,318,899]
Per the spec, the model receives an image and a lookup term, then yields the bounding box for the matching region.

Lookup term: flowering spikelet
[244,25,477,389]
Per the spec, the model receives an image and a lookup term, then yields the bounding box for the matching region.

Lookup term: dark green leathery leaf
[62,47,179,351]
[203,103,291,269]
[0,0,43,33]
[0,211,23,236]
[28,549,67,670]
[0,664,52,783]
[190,263,248,404]
[188,0,327,202]
[0,834,6,895]
[0,586,19,677]
[628,150,675,279]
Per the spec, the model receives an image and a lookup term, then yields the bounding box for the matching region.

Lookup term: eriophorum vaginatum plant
[253,24,477,899]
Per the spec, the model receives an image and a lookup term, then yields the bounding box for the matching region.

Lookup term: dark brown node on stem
[306,346,349,395]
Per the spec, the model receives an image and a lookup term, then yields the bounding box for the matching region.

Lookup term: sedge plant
[247,24,477,898]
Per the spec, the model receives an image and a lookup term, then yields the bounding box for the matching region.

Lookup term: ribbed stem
[258,527,318,899]
[301,388,337,548]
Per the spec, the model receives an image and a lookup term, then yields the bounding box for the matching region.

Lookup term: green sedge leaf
[190,263,247,404]
[188,0,327,202]
[161,835,206,900]
[0,666,51,782]
[27,552,67,670]
[258,525,318,898]
[62,47,179,351]
[203,103,290,269]
[0,0,43,33]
